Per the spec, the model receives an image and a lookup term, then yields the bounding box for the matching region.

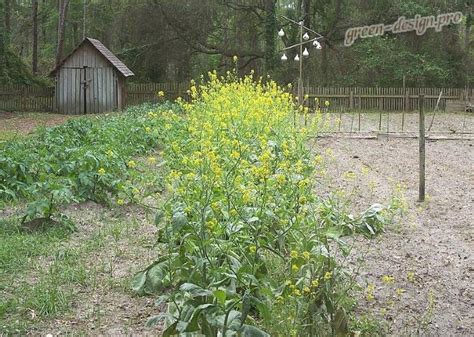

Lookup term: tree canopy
[1,0,473,87]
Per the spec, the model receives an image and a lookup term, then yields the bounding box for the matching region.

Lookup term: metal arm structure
[278,16,324,107]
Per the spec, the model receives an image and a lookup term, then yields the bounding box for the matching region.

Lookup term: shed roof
[50,37,134,78]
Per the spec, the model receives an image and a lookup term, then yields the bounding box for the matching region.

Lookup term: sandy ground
[318,111,473,135]
[312,136,473,336]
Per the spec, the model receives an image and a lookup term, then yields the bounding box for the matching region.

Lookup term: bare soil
[312,136,473,336]
[319,111,473,135]
[0,112,75,137]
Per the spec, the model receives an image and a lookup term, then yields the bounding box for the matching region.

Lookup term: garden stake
[419,94,425,202]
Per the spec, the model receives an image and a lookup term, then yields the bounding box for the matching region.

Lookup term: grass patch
[0,204,156,335]
[0,217,73,274]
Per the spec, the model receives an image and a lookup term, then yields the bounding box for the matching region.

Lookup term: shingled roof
[50,37,134,78]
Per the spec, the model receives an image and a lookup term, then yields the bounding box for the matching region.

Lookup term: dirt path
[313,137,473,336]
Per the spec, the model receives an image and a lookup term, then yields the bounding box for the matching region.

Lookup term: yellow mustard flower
[366,283,375,301]
[276,174,286,184]
[395,288,405,296]
[98,168,106,175]
[206,219,217,231]
[302,251,311,260]
[230,151,240,159]
[382,275,395,284]
[324,271,332,281]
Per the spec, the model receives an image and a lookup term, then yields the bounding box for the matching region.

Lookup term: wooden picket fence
[127,82,189,106]
[303,87,473,112]
[0,83,471,113]
[0,85,54,112]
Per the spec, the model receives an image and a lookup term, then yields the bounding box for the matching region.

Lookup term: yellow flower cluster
[155,71,330,324]
[382,275,395,284]
[366,283,375,301]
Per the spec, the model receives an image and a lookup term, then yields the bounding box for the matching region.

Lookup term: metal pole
[418,94,425,202]
[298,22,303,107]
[83,0,87,40]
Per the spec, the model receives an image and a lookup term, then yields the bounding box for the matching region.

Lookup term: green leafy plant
[0,103,177,223]
[133,73,392,335]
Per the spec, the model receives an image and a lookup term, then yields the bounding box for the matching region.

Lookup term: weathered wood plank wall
[57,43,117,114]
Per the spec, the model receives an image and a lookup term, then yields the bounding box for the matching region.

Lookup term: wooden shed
[50,37,134,114]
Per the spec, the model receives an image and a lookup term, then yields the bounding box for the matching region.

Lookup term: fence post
[350,90,354,110]
[404,90,410,111]
[418,94,425,202]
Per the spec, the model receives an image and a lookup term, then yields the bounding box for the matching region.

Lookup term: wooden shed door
[57,67,84,114]
[83,67,117,114]
[58,66,117,114]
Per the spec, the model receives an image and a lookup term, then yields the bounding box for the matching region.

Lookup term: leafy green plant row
[132,73,394,336]
[0,103,177,222]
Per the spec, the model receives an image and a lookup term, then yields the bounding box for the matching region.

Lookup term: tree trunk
[321,43,328,86]
[56,0,70,67]
[4,0,10,38]
[302,0,311,28]
[0,0,7,81]
[264,0,276,73]
[41,0,47,44]
[465,14,472,52]
[32,0,39,74]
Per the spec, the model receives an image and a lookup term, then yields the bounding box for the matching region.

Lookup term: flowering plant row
[134,73,390,336]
